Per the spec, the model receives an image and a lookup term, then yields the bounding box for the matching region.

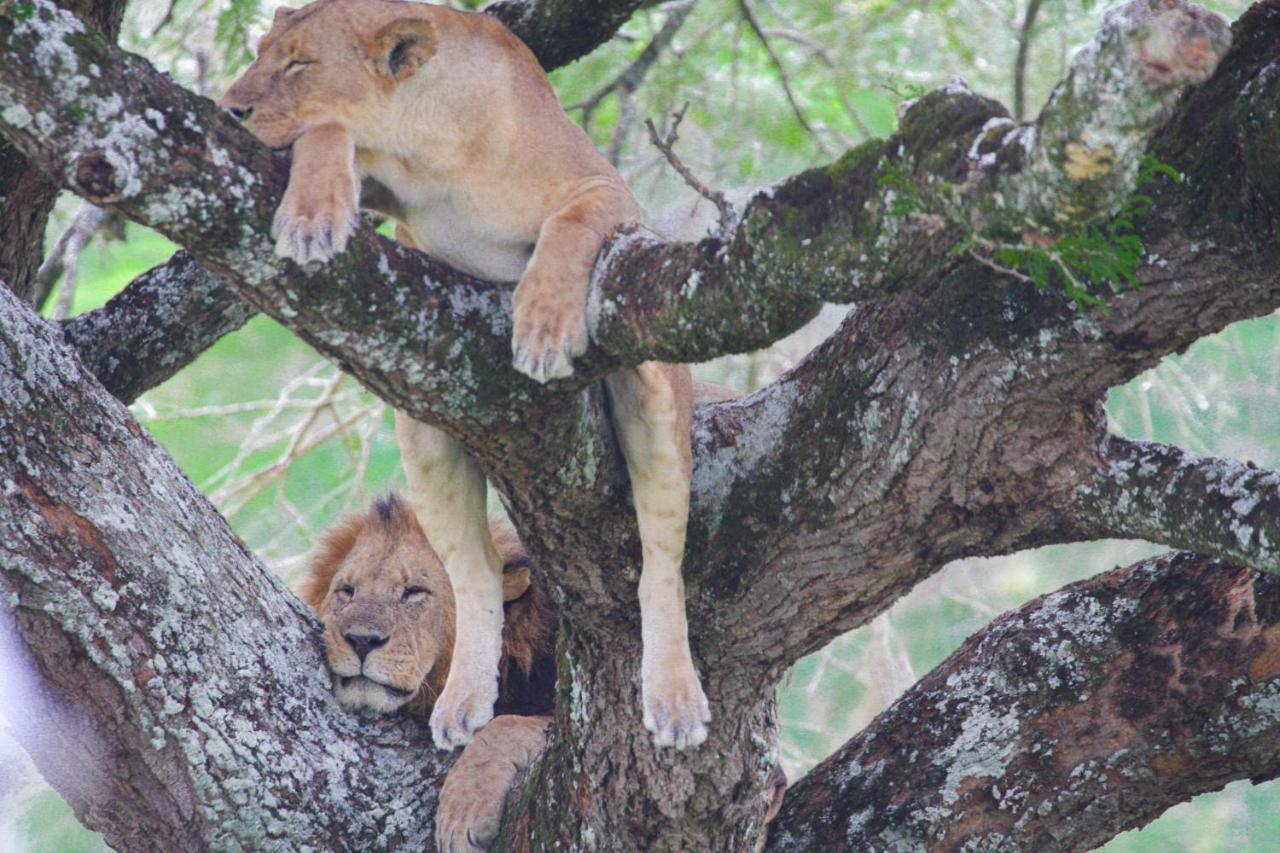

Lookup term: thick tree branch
[0,0,126,304]
[61,251,255,404]
[0,283,450,851]
[484,0,651,71]
[0,0,1222,406]
[1075,436,1280,573]
[682,2,1280,673]
[769,552,1280,851]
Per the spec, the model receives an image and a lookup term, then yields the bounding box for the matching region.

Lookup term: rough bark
[61,250,255,404]
[3,0,1280,849]
[768,553,1280,851]
[485,0,651,71]
[0,0,125,305]
[0,282,451,852]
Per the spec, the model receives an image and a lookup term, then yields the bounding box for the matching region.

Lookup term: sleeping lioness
[300,494,556,851]
[222,0,709,753]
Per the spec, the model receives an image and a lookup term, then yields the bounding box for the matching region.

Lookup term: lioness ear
[502,566,532,603]
[272,6,294,25]
[366,19,438,85]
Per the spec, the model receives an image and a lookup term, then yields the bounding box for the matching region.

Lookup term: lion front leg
[271,123,360,265]
[511,182,638,383]
[604,363,709,749]
[394,411,503,750]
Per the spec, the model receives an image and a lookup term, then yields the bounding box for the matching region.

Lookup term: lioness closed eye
[222,0,710,750]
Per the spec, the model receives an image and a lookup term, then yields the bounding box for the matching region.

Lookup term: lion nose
[225,105,254,122]
[344,632,388,662]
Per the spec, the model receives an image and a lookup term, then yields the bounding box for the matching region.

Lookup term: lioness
[301,494,557,850]
[222,0,709,750]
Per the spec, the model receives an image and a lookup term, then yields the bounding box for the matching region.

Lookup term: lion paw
[271,172,358,265]
[510,273,588,383]
[642,660,710,750]
[436,716,549,852]
[430,676,498,751]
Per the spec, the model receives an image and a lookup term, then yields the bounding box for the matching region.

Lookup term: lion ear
[272,6,295,25]
[366,18,438,85]
[502,566,532,603]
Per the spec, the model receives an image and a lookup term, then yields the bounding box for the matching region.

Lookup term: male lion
[300,494,557,719]
[222,0,709,752]
[301,494,557,851]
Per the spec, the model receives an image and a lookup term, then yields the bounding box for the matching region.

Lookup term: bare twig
[967,248,1034,284]
[608,87,638,166]
[574,0,694,131]
[38,203,104,320]
[1014,0,1046,121]
[644,104,736,237]
[149,0,179,38]
[735,0,832,154]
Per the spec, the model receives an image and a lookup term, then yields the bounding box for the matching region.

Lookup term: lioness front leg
[394,412,503,750]
[273,123,360,264]
[605,363,709,749]
[511,182,638,383]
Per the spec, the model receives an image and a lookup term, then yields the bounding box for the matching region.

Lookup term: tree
[2,0,1279,848]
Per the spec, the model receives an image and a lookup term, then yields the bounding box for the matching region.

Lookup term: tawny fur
[300,495,557,718]
[222,0,710,751]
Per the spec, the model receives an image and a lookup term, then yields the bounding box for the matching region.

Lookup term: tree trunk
[4,0,1280,849]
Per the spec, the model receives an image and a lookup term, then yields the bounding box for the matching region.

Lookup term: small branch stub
[73,149,123,203]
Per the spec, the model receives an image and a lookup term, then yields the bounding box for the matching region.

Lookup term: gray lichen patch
[0,283,446,850]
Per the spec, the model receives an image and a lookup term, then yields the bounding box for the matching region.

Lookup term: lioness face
[312,497,455,714]
[219,1,438,149]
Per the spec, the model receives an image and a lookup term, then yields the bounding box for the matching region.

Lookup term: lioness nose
[226,105,254,122]
[344,632,388,661]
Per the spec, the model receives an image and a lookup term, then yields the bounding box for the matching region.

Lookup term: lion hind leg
[395,411,503,750]
[435,715,550,852]
[604,363,709,750]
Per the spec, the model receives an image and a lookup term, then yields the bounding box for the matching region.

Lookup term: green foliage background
[1,0,1270,850]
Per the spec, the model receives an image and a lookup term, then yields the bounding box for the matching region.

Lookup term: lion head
[218,0,446,150]
[300,494,557,717]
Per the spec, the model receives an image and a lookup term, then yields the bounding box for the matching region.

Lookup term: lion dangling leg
[606,363,710,749]
[394,412,504,749]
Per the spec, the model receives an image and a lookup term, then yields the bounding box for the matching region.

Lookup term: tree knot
[75,149,123,203]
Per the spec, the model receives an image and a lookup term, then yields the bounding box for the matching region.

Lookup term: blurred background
[1,0,1270,849]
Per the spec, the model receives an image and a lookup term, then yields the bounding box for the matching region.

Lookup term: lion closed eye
[298,494,557,719]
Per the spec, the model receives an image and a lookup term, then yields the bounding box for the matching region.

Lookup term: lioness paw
[510,273,589,384]
[271,172,359,265]
[430,677,498,751]
[436,716,549,853]
[642,661,710,750]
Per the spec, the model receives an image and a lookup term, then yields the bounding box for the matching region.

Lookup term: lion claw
[511,332,581,384]
[642,664,711,750]
[430,683,496,751]
[272,209,356,265]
